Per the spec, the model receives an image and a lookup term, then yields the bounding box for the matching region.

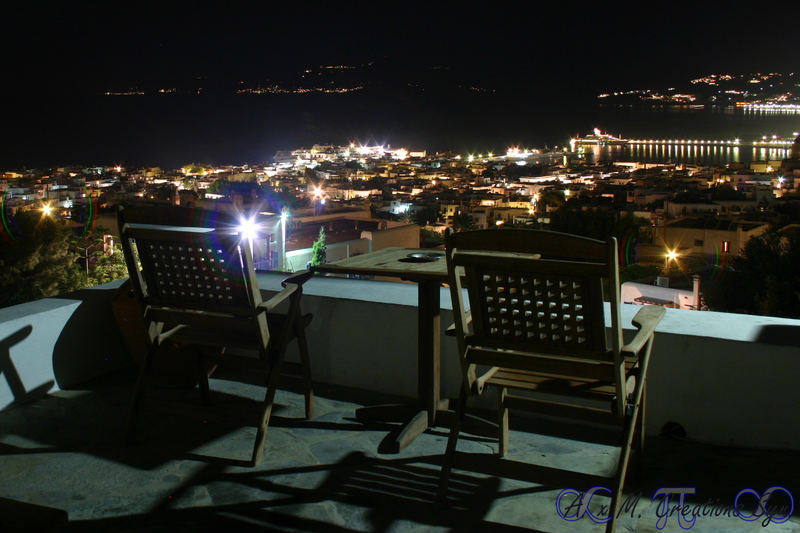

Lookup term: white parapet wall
[1,273,799,451]
[0,280,129,409]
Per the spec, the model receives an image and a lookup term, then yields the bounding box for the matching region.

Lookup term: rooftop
[664,218,766,231]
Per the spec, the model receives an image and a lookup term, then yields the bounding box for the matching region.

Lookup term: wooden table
[313,247,450,452]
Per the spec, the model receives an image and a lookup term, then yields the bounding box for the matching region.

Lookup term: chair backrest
[446,229,622,363]
[117,204,239,231]
[118,206,268,345]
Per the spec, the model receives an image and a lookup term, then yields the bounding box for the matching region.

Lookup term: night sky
[3,3,800,167]
[6,4,797,93]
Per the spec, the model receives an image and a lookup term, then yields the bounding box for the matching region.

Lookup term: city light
[666,249,679,262]
[41,203,52,217]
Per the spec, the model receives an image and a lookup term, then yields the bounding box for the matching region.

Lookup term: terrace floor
[1,369,798,533]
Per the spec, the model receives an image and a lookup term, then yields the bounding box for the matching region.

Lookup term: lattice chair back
[446,229,622,363]
[119,223,269,347]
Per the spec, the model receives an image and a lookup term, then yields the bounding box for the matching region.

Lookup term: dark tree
[411,206,439,226]
[451,212,477,232]
[705,228,800,318]
[0,210,83,308]
[537,190,566,211]
[310,227,327,267]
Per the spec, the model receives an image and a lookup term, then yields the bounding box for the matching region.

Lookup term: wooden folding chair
[118,206,314,465]
[437,229,664,533]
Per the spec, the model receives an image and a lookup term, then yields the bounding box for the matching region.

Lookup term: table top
[312,247,448,282]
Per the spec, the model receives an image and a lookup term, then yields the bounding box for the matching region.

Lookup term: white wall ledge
[260,271,800,345]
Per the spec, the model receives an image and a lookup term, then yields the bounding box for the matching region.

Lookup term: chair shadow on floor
[61,451,552,533]
[0,370,372,470]
[0,325,55,407]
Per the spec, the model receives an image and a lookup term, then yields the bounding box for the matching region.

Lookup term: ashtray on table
[399,252,445,263]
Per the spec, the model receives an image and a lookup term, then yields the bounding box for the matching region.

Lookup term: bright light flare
[665,249,679,262]
[41,204,52,216]
[237,217,258,242]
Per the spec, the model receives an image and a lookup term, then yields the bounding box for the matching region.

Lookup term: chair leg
[637,382,647,454]
[630,381,647,481]
[251,356,283,467]
[497,387,508,458]
[126,343,157,443]
[437,386,467,504]
[296,324,314,419]
[606,405,639,533]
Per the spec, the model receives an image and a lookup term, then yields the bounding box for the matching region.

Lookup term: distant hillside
[598,72,799,106]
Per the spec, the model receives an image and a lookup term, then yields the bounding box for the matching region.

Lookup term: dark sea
[3,89,799,169]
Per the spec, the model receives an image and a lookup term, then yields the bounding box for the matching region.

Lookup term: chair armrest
[445,310,472,337]
[281,269,313,288]
[156,324,188,345]
[621,306,665,359]
[257,283,299,313]
[474,366,499,394]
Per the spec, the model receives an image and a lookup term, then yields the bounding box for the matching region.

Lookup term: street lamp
[664,248,679,271]
[280,207,288,271]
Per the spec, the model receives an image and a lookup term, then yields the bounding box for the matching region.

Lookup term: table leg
[356,278,445,453]
[418,280,441,426]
